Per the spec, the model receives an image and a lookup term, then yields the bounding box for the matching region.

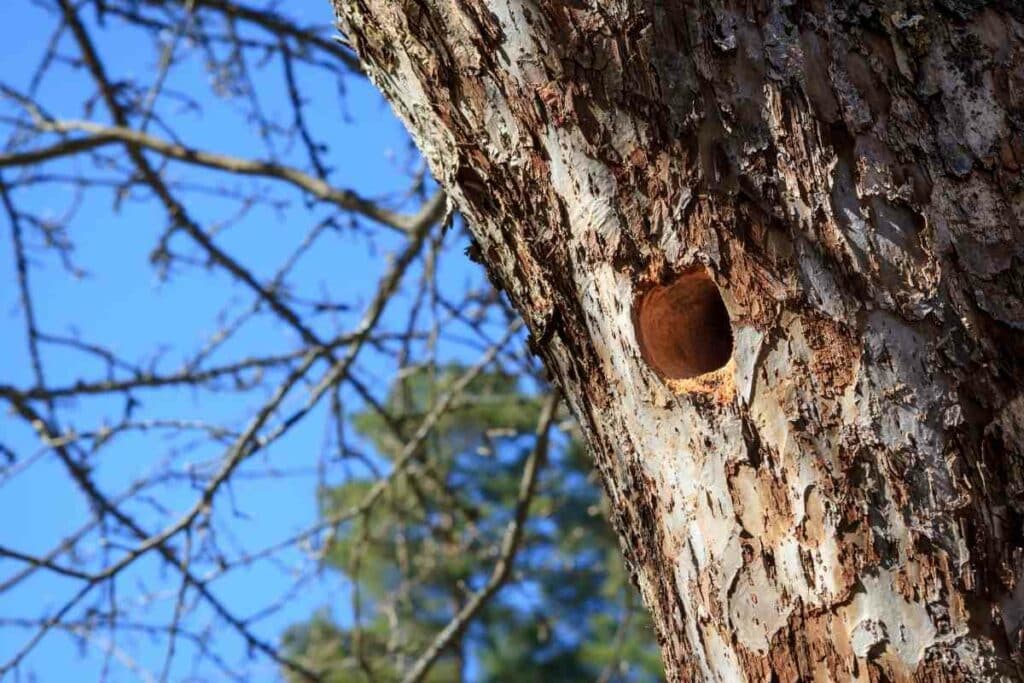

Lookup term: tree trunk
[333,1,1024,679]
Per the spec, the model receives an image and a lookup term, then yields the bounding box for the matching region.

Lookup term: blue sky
[0,2,502,679]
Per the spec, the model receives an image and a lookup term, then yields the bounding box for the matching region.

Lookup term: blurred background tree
[282,367,661,681]
[0,1,660,680]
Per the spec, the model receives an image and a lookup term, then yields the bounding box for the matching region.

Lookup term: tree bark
[333,1,1024,679]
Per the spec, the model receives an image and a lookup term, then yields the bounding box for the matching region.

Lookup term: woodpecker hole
[635,268,734,380]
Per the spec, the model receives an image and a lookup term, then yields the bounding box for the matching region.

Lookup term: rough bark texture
[334,1,1024,679]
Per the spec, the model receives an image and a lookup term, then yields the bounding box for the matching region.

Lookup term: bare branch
[0,118,444,233]
[400,390,560,683]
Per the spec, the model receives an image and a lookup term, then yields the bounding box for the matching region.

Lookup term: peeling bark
[333,1,1024,679]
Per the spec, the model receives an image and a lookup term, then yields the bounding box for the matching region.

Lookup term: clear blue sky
[0,2,495,680]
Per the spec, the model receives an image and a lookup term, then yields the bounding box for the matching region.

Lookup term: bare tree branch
[0,117,444,233]
[400,390,559,683]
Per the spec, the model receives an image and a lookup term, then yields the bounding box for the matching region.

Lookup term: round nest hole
[634,268,734,380]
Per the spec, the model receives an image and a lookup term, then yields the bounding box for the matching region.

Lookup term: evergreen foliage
[282,367,662,681]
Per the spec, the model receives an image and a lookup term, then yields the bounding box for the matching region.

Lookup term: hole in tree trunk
[635,267,734,380]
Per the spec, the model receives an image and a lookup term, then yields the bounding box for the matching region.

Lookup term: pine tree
[283,367,663,681]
